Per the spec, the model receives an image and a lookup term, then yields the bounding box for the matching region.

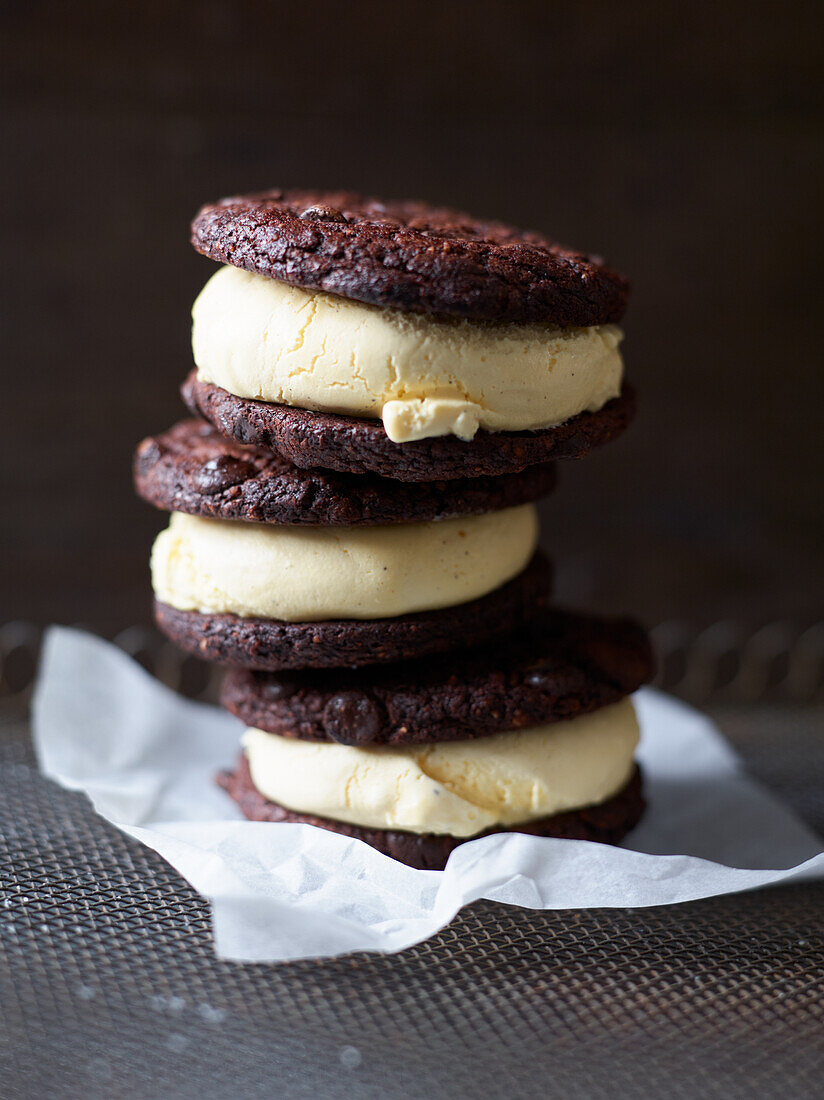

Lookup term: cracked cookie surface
[134,419,557,524]
[191,189,629,326]
[221,609,654,745]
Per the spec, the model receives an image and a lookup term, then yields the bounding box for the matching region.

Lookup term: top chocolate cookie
[191,190,629,326]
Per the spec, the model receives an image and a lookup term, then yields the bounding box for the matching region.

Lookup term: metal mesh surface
[1,629,823,1099]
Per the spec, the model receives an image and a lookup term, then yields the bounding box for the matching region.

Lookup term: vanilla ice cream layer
[192,265,625,443]
[242,698,639,837]
[150,506,538,622]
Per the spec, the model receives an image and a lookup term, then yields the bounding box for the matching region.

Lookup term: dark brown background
[3,0,822,634]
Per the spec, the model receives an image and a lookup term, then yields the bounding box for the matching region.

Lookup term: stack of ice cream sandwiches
[134,190,654,869]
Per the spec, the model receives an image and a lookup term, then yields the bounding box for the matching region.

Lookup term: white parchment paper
[32,627,824,962]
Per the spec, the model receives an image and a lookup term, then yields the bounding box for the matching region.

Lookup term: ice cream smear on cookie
[192,265,624,443]
[151,505,538,621]
[242,699,639,836]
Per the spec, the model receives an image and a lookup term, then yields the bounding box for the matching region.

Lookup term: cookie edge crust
[182,371,635,482]
[134,419,558,525]
[219,611,654,745]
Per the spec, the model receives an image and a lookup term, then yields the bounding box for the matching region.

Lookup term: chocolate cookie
[191,190,629,326]
[218,757,644,870]
[220,609,653,746]
[154,552,551,670]
[182,372,635,483]
[134,419,557,526]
